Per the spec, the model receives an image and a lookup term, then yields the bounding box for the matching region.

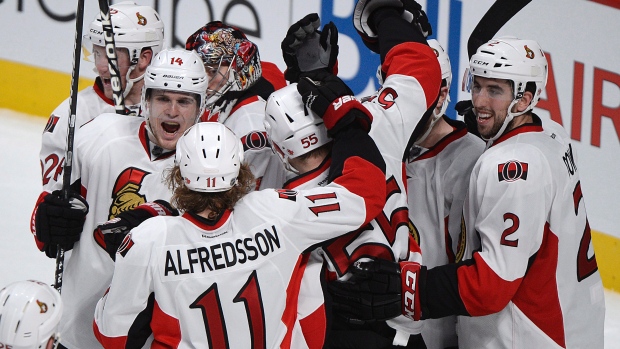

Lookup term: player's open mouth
[102,78,111,86]
[162,122,180,134]
[476,111,492,124]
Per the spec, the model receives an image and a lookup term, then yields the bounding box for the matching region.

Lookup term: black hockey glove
[297,70,372,135]
[353,0,431,54]
[35,190,89,255]
[400,0,432,38]
[94,200,178,261]
[455,100,481,138]
[281,13,339,83]
[328,258,422,324]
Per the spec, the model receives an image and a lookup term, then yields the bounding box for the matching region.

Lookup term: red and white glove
[327,258,423,324]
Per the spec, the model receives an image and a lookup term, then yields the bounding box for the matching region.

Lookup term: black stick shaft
[467,0,532,59]
[56,0,85,293]
[98,0,127,114]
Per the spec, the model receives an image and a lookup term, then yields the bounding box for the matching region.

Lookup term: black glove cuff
[418,265,429,320]
[455,100,473,116]
[153,200,179,216]
[375,8,428,63]
[327,108,372,137]
[369,7,400,31]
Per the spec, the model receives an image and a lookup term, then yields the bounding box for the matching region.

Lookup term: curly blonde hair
[165,163,255,219]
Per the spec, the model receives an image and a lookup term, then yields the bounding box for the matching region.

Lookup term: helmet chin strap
[481,99,528,143]
[414,95,449,146]
[414,114,441,146]
[284,160,301,175]
[123,64,144,100]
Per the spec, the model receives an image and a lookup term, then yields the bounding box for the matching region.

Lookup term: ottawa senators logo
[524,45,535,59]
[109,168,150,220]
[36,300,48,313]
[136,12,147,26]
[44,115,60,133]
[498,160,529,182]
[242,131,269,151]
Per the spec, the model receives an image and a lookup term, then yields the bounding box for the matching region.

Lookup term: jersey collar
[93,77,115,106]
[182,210,232,231]
[410,116,467,162]
[283,155,332,190]
[490,113,544,147]
[138,122,175,161]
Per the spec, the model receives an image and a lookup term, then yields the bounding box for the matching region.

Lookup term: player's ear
[137,48,154,71]
[515,90,533,113]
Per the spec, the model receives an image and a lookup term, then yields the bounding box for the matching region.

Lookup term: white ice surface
[0,108,618,348]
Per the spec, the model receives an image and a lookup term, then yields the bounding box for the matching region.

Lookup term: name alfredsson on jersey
[159,224,284,279]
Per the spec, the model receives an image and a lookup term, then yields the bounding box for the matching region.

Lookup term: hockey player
[40,1,164,195]
[328,37,606,349]
[186,22,288,190]
[405,39,484,349]
[31,48,208,349]
[0,280,62,349]
[92,111,387,347]
[266,0,441,346]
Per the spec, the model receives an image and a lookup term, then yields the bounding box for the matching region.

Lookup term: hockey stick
[98,0,127,114]
[56,0,86,293]
[467,0,532,59]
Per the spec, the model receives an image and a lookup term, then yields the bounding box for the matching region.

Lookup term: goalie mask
[467,36,548,141]
[175,123,244,192]
[0,280,62,349]
[141,48,208,126]
[264,84,331,174]
[186,21,262,110]
[85,1,165,96]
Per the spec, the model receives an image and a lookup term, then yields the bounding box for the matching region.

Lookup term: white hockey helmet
[264,84,331,173]
[0,280,62,349]
[86,1,165,64]
[175,123,244,192]
[141,48,208,122]
[185,22,262,109]
[428,39,452,94]
[413,39,452,145]
[468,37,548,140]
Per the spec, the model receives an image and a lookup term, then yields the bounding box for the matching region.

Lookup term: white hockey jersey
[436,116,605,348]
[285,41,442,348]
[39,80,115,190]
[93,151,387,348]
[43,113,178,349]
[201,89,288,191]
[406,117,484,349]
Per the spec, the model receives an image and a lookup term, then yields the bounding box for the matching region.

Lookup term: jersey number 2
[574,181,598,282]
[190,270,266,349]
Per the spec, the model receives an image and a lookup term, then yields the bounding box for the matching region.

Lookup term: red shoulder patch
[44,115,60,133]
[118,233,135,258]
